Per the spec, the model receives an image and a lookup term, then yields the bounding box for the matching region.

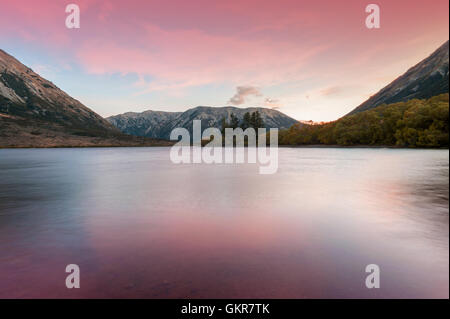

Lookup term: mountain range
[107,106,298,139]
[1,40,448,147]
[109,41,449,138]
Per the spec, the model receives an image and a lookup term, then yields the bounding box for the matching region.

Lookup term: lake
[0,147,448,298]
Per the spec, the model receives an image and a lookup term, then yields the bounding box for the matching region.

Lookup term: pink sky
[0,0,448,121]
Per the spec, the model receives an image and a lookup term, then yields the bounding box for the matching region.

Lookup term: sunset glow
[0,0,448,121]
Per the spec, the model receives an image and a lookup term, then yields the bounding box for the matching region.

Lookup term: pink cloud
[1,0,448,99]
[76,23,327,90]
[228,86,262,105]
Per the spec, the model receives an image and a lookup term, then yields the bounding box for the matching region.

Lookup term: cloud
[318,85,366,99]
[319,86,343,97]
[264,98,282,109]
[228,87,282,109]
[228,86,262,105]
[75,21,328,92]
[0,1,329,92]
[3,0,446,123]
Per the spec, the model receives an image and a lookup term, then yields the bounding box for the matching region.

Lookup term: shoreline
[1,144,448,150]
[279,144,450,149]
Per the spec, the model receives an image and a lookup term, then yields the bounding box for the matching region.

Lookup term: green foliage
[230,113,240,129]
[242,112,251,129]
[222,111,265,133]
[220,111,266,145]
[256,111,264,128]
[279,94,449,148]
[220,117,230,134]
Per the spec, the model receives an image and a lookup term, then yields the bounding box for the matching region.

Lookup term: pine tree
[220,117,229,134]
[230,113,240,129]
[254,111,264,128]
[250,112,257,129]
[242,112,251,129]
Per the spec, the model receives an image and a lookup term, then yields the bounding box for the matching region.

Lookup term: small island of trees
[220,111,264,133]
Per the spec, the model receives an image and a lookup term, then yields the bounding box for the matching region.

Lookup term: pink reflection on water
[0,148,448,298]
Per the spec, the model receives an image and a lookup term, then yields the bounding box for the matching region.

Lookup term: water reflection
[0,148,448,298]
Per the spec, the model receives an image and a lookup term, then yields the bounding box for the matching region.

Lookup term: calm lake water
[0,147,448,298]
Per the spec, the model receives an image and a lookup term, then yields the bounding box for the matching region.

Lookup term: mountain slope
[107,110,182,139]
[0,49,170,147]
[347,41,449,115]
[107,106,299,139]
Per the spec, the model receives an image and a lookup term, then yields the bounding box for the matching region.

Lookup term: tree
[254,111,264,129]
[220,117,229,134]
[250,112,257,129]
[242,112,251,129]
[230,113,240,129]
[277,94,449,148]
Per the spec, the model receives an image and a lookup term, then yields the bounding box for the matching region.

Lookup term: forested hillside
[279,94,449,148]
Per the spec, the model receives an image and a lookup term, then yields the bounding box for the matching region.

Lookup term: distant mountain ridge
[107,106,299,139]
[347,40,449,115]
[108,110,182,139]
